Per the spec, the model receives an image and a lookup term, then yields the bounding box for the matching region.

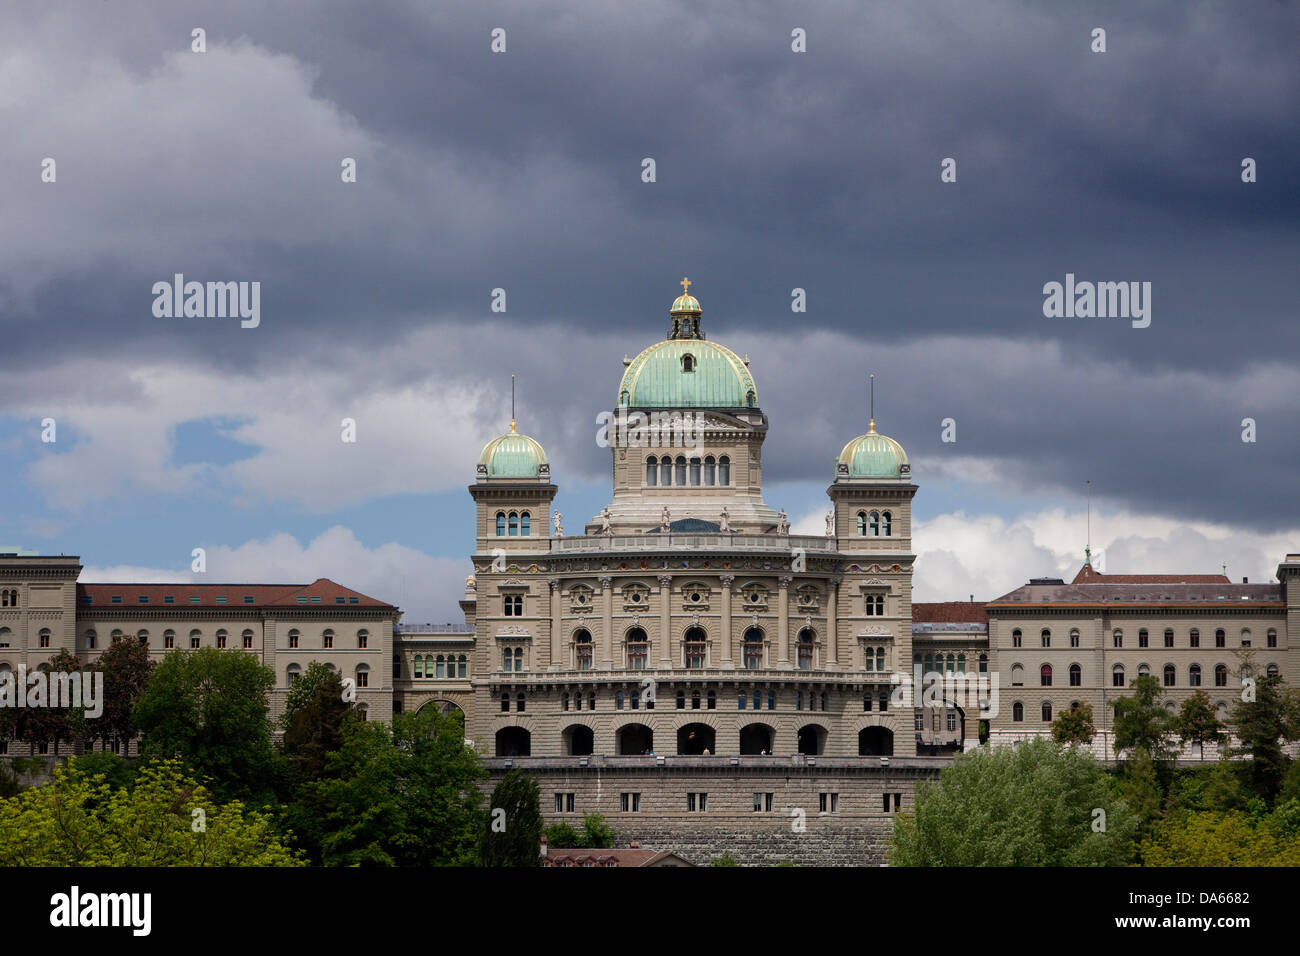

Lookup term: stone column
[658,574,674,668]
[826,576,840,669]
[719,575,735,668]
[777,575,792,666]
[549,580,562,670]
[599,576,613,669]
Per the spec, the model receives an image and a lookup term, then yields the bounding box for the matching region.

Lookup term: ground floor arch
[617,723,654,755]
[739,723,774,755]
[676,722,715,755]
[859,726,893,756]
[562,723,595,756]
[495,726,531,757]
[797,723,827,755]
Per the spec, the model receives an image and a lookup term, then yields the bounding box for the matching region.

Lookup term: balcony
[549,533,838,554]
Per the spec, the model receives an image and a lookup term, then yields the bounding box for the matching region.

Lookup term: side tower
[828,407,918,756]
[468,415,555,752]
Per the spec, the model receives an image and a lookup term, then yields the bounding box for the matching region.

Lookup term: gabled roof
[912,602,987,623]
[77,578,396,610]
[546,848,694,867]
[1071,563,1230,585]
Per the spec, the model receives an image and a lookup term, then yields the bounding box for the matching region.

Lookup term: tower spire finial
[509,374,517,433]
[1085,479,1091,566]
[680,276,691,295]
[868,374,876,433]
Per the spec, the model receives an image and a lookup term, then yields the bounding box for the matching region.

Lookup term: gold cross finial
[680,277,691,295]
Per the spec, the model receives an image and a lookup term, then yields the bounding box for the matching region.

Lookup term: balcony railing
[550,533,837,553]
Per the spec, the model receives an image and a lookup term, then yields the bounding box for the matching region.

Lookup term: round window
[631,593,641,603]
[690,592,701,602]
[749,593,759,603]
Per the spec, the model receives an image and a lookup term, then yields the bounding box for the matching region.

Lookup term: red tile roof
[1071,564,1230,585]
[545,848,693,867]
[912,602,987,623]
[77,578,396,609]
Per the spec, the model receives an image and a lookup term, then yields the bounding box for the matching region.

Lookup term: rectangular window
[621,793,640,812]
[687,792,708,812]
[164,595,174,604]
[358,671,368,688]
[882,793,891,812]
[893,793,901,811]
[753,792,763,812]
[765,792,773,812]
[190,635,200,649]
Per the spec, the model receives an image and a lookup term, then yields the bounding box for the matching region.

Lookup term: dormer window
[682,353,695,372]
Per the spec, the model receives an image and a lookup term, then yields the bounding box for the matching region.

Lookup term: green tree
[87,634,154,754]
[133,647,277,803]
[280,662,351,780]
[544,821,580,849]
[314,708,484,866]
[890,737,1138,866]
[1229,673,1300,804]
[1140,807,1300,866]
[1118,746,1164,835]
[1051,701,1096,745]
[0,650,86,755]
[1280,759,1300,806]
[1173,690,1224,761]
[1112,675,1174,760]
[711,853,739,867]
[581,812,616,849]
[0,757,301,866]
[480,769,543,867]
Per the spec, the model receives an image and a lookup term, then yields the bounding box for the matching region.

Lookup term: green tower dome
[617,278,758,409]
[836,423,909,479]
[478,422,549,478]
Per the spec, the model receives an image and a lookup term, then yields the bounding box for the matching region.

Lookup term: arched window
[436,655,446,678]
[754,690,762,710]
[458,654,468,677]
[1012,701,1024,722]
[355,664,369,688]
[1041,628,1051,648]
[684,626,706,669]
[1190,628,1201,647]
[676,691,685,710]
[519,693,527,712]
[768,691,775,711]
[945,653,955,675]
[1012,629,1023,648]
[743,628,763,670]
[675,456,687,486]
[1164,628,1174,648]
[856,511,867,535]
[501,693,510,712]
[1113,629,1123,648]
[191,629,203,649]
[660,455,672,486]
[646,457,657,485]
[718,456,730,485]
[881,511,892,536]
[957,653,966,674]
[1041,701,1052,723]
[1268,628,1278,648]
[708,690,716,710]
[1138,628,1149,648]
[1189,664,1202,686]
[1215,629,1226,648]
[85,630,97,650]
[689,457,701,485]
[704,456,715,485]
[1163,664,1176,687]
[626,627,648,670]
[1040,664,1052,686]
[869,511,880,535]
[875,647,885,671]
[496,512,506,535]
[1267,663,1279,678]
[574,629,593,670]
[797,629,814,670]
[323,629,334,649]
[978,653,988,675]
[1069,628,1080,648]
[1069,663,1081,686]
[357,629,368,649]
[691,690,701,710]
[243,629,255,649]
[616,690,625,710]
[1010,664,1024,686]
[502,648,513,672]
[414,656,424,679]
[215,629,226,649]
[39,628,51,649]
[508,512,519,536]
[1138,664,1150,677]
[287,663,301,686]
[521,512,531,536]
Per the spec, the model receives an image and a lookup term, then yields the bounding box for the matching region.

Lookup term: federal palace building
[2,282,1297,862]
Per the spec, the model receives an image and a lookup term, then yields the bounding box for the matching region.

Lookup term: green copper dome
[618,339,757,409]
[836,425,909,479]
[478,423,548,478]
[671,293,701,313]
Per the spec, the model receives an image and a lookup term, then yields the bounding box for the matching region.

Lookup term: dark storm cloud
[1,0,1296,527]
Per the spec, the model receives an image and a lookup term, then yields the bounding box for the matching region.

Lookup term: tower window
[718,456,730,485]
[496,512,506,536]
[869,511,880,535]
[704,456,715,485]
[856,511,867,535]
[508,512,519,536]
[520,512,530,536]
[682,354,695,372]
[882,511,892,536]
[646,457,657,486]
